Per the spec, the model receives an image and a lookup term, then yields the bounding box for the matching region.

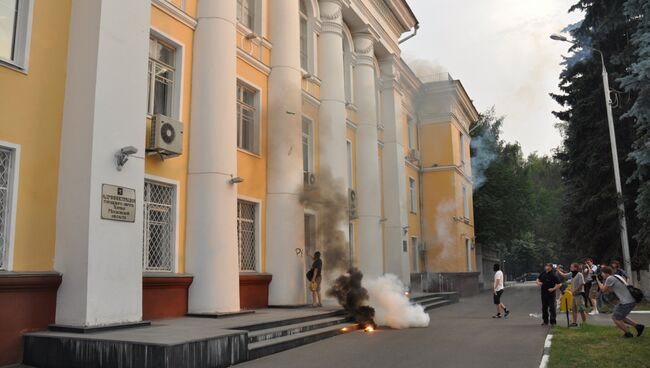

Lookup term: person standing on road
[569,263,587,327]
[597,266,644,338]
[492,263,510,319]
[536,263,562,326]
[585,258,599,315]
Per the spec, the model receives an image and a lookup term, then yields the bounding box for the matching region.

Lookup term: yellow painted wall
[0,0,71,271]
[420,123,453,167]
[145,5,197,274]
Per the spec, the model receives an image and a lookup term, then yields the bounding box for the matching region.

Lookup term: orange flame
[364,326,374,332]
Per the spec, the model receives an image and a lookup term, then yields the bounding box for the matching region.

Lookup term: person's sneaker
[492,314,501,318]
[504,310,510,319]
[635,324,645,337]
[623,332,634,338]
[569,323,578,327]
[589,310,599,315]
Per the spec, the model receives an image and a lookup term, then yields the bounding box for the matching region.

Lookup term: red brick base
[239,273,272,309]
[0,272,61,366]
[142,274,193,320]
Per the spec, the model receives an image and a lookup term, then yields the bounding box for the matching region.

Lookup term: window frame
[346,140,354,189]
[302,116,314,173]
[142,175,179,273]
[237,196,262,273]
[0,141,19,271]
[462,185,469,220]
[236,0,261,34]
[0,0,34,72]
[236,80,261,155]
[459,131,466,166]
[298,0,315,74]
[409,177,417,214]
[410,236,419,272]
[148,30,184,120]
[407,115,417,150]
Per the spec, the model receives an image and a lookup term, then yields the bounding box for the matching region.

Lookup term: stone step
[422,299,453,311]
[236,310,345,332]
[248,316,350,344]
[248,322,359,361]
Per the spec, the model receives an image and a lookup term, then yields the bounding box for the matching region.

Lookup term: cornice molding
[237,48,270,75]
[151,0,197,29]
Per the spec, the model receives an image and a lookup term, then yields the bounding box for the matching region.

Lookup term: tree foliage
[471,109,566,277]
[552,0,649,267]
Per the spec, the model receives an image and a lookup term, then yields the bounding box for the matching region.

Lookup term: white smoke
[470,130,497,191]
[365,274,430,329]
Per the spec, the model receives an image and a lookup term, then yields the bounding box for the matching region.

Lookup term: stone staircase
[243,292,459,361]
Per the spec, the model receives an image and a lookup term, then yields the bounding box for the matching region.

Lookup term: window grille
[143,181,175,271]
[237,83,258,153]
[147,37,175,116]
[0,148,12,270]
[237,200,257,272]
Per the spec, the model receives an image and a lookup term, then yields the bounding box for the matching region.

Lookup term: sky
[401,0,584,156]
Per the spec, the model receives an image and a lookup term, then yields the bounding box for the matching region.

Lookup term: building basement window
[143,180,176,272]
[147,37,176,117]
[237,200,257,272]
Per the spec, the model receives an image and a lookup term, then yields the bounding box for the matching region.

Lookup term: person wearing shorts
[569,262,587,327]
[310,252,323,307]
[597,266,644,338]
[492,263,510,319]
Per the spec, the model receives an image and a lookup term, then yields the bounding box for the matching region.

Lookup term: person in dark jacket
[309,251,322,307]
[536,263,562,326]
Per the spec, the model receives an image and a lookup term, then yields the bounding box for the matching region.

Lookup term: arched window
[299,0,309,70]
[342,23,354,105]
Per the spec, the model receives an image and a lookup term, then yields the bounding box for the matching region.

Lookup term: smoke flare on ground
[366,274,430,329]
[327,268,375,327]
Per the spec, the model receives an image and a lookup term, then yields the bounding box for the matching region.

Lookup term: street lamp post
[551,34,633,278]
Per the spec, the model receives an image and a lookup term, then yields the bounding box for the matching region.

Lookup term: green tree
[552,0,641,265]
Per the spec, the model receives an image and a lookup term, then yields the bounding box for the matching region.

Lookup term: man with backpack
[597,266,645,338]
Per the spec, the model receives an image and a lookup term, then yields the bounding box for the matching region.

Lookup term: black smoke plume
[300,168,375,327]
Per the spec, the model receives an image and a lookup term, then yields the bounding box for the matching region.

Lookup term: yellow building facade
[0,0,478,364]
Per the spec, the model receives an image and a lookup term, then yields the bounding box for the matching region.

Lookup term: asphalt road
[238,282,550,368]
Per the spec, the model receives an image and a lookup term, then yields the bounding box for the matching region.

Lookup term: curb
[538,332,553,368]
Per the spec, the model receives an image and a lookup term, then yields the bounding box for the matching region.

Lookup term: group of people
[493,259,645,338]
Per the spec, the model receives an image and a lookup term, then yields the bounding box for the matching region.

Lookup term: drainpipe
[417,115,426,273]
[398,23,420,44]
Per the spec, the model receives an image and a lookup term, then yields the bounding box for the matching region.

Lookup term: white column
[318,0,348,188]
[317,0,349,271]
[186,0,240,313]
[353,33,383,279]
[267,0,306,305]
[379,56,410,284]
[54,0,150,326]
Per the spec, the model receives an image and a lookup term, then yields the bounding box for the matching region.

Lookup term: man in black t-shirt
[536,263,562,326]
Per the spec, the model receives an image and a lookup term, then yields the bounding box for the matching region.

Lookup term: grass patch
[548,324,649,368]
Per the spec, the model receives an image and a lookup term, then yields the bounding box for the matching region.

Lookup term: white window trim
[409,177,417,214]
[149,28,185,120]
[460,132,466,167]
[346,139,354,189]
[462,185,469,220]
[302,115,314,173]
[238,195,262,273]
[236,0,262,35]
[0,0,34,73]
[236,77,262,155]
[144,174,180,273]
[299,0,318,75]
[0,140,20,271]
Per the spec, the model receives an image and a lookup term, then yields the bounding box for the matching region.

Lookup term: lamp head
[550,33,568,42]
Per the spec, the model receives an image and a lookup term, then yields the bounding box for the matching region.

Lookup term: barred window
[0,148,13,270]
[237,83,259,153]
[147,37,175,116]
[143,181,175,272]
[237,200,257,272]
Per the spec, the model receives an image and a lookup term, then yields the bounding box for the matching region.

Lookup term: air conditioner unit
[148,114,183,157]
[406,148,420,162]
[303,172,317,187]
[418,241,427,253]
[348,188,358,219]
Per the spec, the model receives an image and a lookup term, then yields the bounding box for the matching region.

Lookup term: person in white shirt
[492,263,510,319]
